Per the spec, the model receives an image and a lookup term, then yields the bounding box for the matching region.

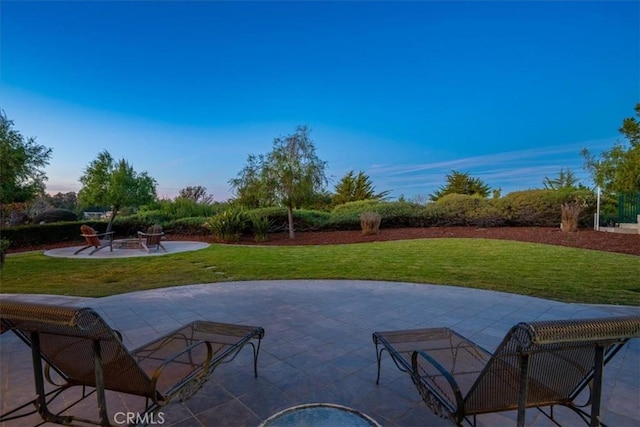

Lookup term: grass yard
[2,238,639,305]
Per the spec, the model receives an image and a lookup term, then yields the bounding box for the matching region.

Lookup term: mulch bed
[9,227,640,257]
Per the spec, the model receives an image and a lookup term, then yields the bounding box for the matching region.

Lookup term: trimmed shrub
[503,189,595,227]
[251,207,331,232]
[331,200,384,215]
[32,209,77,224]
[434,194,506,227]
[167,217,211,235]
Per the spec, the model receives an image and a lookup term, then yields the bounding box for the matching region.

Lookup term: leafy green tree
[78,150,157,232]
[582,103,640,194]
[543,168,580,190]
[0,110,52,203]
[177,186,214,204]
[332,170,390,205]
[230,125,327,238]
[429,170,491,201]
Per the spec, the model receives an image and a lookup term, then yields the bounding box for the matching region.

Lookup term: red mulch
[9,227,638,256]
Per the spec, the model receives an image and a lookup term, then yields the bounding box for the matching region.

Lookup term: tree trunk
[287,205,295,239]
[106,206,119,233]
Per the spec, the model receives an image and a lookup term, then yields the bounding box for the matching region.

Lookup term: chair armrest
[149,340,213,404]
[411,350,465,417]
[82,231,114,239]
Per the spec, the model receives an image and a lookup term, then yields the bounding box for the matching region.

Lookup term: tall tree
[582,103,640,194]
[0,110,52,203]
[543,168,580,190]
[43,191,78,211]
[78,150,157,232]
[429,170,491,201]
[177,186,214,204]
[230,125,327,238]
[333,170,389,205]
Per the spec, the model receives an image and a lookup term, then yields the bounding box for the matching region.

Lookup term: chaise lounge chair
[74,224,114,255]
[0,299,265,426]
[373,316,640,426]
[137,224,166,253]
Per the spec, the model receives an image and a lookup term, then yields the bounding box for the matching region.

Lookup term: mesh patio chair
[74,224,115,255]
[0,299,265,426]
[373,316,640,427]
[137,224,166,253]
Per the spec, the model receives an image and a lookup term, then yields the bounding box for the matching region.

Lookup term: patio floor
[1,280,639,426]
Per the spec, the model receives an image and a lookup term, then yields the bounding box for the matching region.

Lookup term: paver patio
[1,280,639,426]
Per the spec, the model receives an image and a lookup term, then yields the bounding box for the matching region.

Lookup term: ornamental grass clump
[206,209,248,243]
[250,214,272,243]
[360,211,381,235]
[560,201,584,232]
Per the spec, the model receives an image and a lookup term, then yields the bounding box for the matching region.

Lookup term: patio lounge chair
[373,316,640,427]
[137,224,166,253]
[74,224,114,255]
[0,299,265,426]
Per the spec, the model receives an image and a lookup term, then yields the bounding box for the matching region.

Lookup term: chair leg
[73,245,91,255]
[590,346,605,427]
[30,333,72,424]
[517,353,530,427]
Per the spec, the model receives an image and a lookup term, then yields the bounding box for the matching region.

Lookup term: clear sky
[1,1,638,201]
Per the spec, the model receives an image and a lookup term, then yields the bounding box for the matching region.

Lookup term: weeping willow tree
[230,126,327,239]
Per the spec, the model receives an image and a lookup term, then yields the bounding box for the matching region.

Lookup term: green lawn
[2,238,639,305]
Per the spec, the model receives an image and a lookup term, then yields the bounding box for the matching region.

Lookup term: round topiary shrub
[32,209,78,224]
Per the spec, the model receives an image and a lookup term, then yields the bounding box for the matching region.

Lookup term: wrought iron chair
[74,224,115,255]
[137,224,166,253]
[0,299,265,426]
[374,316,640,427]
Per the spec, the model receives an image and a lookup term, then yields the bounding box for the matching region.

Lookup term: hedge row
[2,189,595,247]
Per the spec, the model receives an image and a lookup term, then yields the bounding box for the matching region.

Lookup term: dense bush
[1,221,94,247]
[140,199,222,219]
[4,189,601,247]
[31,209,77,224]
[167,217,210,235]
[331,199,384,214]
[328,200,428,229]
[503,189,595,227]
[251,207,331,232]
[433,194,506,227]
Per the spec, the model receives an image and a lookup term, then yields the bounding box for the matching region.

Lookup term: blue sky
[1,1,638,201]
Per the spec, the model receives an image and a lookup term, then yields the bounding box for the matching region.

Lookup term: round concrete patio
[43,241,210,258]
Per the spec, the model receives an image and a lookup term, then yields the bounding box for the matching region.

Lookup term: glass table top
[260,403,381,427]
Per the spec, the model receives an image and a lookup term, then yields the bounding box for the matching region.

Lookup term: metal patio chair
[373,316,640,426]
[74,224,115,255]
[0,299,265,426]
